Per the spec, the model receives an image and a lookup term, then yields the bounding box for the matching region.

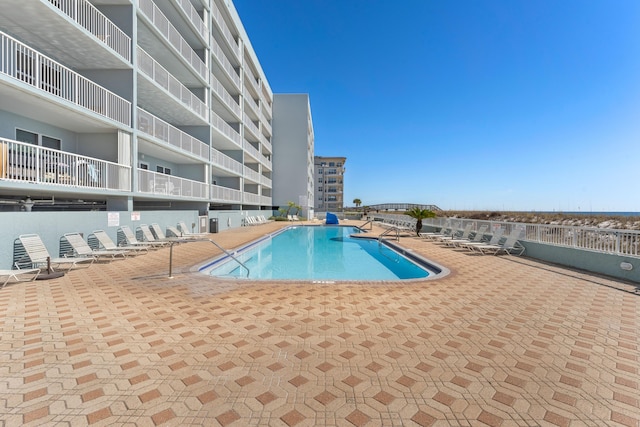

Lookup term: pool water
[202,226,433,281]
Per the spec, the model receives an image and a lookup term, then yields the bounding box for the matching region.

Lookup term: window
[139,162,149,170]
[329,162,335,167]
[156,166,171,175]
[16,129,37,145]
[42,136,61,150]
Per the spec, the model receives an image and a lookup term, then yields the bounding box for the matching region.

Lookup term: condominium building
[0,0,296,267]
[272,94,315,219]
[314,156,346,212]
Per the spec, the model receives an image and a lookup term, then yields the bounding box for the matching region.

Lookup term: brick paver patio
[1,220,638,426]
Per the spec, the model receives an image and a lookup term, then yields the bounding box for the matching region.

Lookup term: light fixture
[620,262,633,271]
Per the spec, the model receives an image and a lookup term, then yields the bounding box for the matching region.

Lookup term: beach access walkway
[1,220,638,426]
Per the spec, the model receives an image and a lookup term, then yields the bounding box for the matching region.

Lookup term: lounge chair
[166,225,202,240]
[150,223,178,243]
[136,224,170,247]
[1,268,40,289]
[473,228,525,256]
[16,234,94,271]
[88,230,148,255]
[461,227,504,251]
[437,224,473,243]
[419,221,454,240]
[177,221,208,237]
[62,232,127,261]
[117,226,160,249]
[445,225,488,247]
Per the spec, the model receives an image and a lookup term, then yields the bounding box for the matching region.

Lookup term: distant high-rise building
[272,94,315,218]
[314,156,346,212]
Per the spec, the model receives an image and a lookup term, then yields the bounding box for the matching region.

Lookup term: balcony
[138,168,208,199]
[211,1,240,60]
[211,72,241,119]
[0,138,131,191]
[211,184,241,203]
[211,148,243,176]
[210,109,242,150]
[0,31,131,127]
[137,108,209,161]
[137,47,208,124]
[243,114,260,141]
[210,37,241,90]
[243,166,261,184]
[174,0,208,43]
[137,0,207,83]
[0,0,131,69]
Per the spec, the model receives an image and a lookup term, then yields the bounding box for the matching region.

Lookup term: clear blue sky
[234,0,640,212]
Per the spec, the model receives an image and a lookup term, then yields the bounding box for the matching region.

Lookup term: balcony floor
[1,221,638,426]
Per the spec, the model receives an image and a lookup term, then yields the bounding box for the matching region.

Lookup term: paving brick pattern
[1,221,639,426]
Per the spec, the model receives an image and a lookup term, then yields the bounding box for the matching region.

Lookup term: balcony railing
[243,113,260,140]
[211,37,240,89]
[0,31,131,126]
[243,192,260,205]
[210,109,241,147]
[137,108,209,160]
[260,175,272,188]
[211,1,240,59]
[211,148,242,175]
[138,169,208,199]
[48,0,131,61]
[137,47,207,121]
[211,184,241,203]
[211,72,240,118]
[137,0,207,81]
[0,138,131,191]
[243,166,260,183]
[242,139,261,162]
[175,0,208,42]
[420,217,640,258]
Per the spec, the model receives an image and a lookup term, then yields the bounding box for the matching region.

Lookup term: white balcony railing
[210,109,241,147]
[48,0,131,61]
[211,1,240,59]
[211,148,242,175]
[138,168,208,199]
[244,90,260,117]
[260,195,272,206]
[137,0,207,81]
[243,192,260,205]
[211,184,241,203]
[210,37,240,89]
[211,72,240,118]
[243,139,261,162]
[243,166,260,183]
[243,113,260,140]
[260,175,272,188]
[175,0,208,42]
[0,32,131,126]
[137,108,209,160]
[0,138,131,191]
[137,47,207,121]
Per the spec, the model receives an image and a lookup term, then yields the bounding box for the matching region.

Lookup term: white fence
[137,108,209,160]
[138,169,208,199]
[0,138,131,191]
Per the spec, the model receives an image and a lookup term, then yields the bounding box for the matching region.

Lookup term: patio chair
[117,226,160,249]
[177,221,208,237]
[460,227,504,251]
[150,223,178,242]
[445,225,488,247]
[16,234,94,272]
[166,225,201,240]
[419,221,453,240]
[1,268,40,289]
[437,224,473,243]
[62,232,127,261]
[88,230,148,255]
[136,224,170,247]
[473,228,525,256]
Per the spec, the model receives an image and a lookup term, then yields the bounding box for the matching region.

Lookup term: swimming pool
[200,226,446,281]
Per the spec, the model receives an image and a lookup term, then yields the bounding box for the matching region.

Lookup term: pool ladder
[378,226,401,242]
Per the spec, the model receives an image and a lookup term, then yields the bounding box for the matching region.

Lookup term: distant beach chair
[473,228,525,256]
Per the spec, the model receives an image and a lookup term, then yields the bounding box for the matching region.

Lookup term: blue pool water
[202,226,435,281]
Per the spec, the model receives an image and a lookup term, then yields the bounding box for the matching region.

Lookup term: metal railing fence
[137,108,209,160]
[137,169,208,199]
[0,138,131,191]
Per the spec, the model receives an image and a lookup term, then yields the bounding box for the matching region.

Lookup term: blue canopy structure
[325,212,339,224]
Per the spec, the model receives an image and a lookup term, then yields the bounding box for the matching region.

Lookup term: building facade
[314,156,346,212]
[0,0,322,268]
[271,94,315,219]
[0,0,274,215]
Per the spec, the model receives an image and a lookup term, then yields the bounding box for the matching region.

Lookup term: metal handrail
[168,239,250,279]
[358,220,374,230]
[378,227,400,242]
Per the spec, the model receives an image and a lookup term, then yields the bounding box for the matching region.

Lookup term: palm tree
[405,207,436,236]
[353,198,362,209]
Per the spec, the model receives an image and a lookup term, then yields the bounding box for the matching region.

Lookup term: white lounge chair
[150,223,178,243]
[1,268,40,288]
[177,221,209,237]
[473,228,525,256]
[136,224,170,247]
[16,234,94,271]
[419,221,454,240]
[88,230,148,255]
[62,232,127,261]
[166,225,201,240]
[438,224,473,243]
[445,225,488,247]
[117,226,160,249]
[461,227,504,251]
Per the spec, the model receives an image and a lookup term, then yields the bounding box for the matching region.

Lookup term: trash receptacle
[209,218,218,233]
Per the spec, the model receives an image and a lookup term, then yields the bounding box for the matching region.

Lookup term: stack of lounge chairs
[246,215,272,226]
[420,223,525,256]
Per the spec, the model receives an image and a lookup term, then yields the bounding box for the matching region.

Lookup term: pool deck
[1,220,639,426]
